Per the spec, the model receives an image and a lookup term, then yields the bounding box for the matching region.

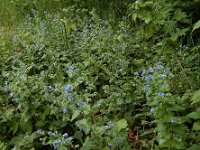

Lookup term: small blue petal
[156,64,164,70]
[68,136,73,141]
[77,102,84,107]
[67,96,73,101]
[63,108,68,113]
[66,66,75,74]
[52,139,61,149]
[10,93,14,97]
[150,108,155,113]
[63,133,68,138]
[108,143,112,148]
[141,69,146,76]
[35,129,42,134]
[64,84,71,94]
[156,92,165,97]
[170,119,176,124]
[145,87,150,92]
[161,74,167,78]
[68,66,74,70]
[149,67,154,73]
[145,75,151,81]
[80,128,86,133]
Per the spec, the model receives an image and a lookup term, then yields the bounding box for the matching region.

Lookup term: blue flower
[63,133,68,138]
[170,119,176,124]
[10,92,14,97]
[104,125,111,129]
[103,125,113,130]
[66,65,75,74]
[63,108,68,113]
[4,81,8,92]
[108,143,112,148]
[68,136,73,141]
[156,92,165,97]
[145,75,151,82]
[64,84,71,94]
[149,67,154,73]
[79,128,86,133]
[156,64,164,70]
[67,96,73,101]
[161,74,167,78]
[77,102,84,107]
[52,139,61,149]
[145,87,150,92]
[141,69,146,76]
[35,129,42,134]
[150,108,155,113]
[68,65,74,70]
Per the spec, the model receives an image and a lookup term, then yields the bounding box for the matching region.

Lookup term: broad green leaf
[187,144,200,150]
[192,20,200,32]
[187,111,200,119]
[80,137,95,150]
[132,13,137,22]
[71,110,80,121]
[191,90,200,104]
[173,9,187,21]
[193,121,200,130]
[115,119,128,131]
[75,119,90,134]
[144,22,154,38]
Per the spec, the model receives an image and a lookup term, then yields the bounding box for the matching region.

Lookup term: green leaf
[115,119,128,131]
[173,9,187,21]
[132,13,137,22]
[187,144,200,150]
[187,111,200,119]
[75,119,90,134]
[144,22,154,38]
[71,110,80,121]
[80,137,95,150]
[191,90,200,104]
[192,20,200,32]
[193,121,200,130]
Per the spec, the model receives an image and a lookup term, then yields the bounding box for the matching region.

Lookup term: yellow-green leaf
[191,90,200,104]
[71,110,80,121]
[192,20,200,32]
[115,119,128,131]
[193,121,200,130]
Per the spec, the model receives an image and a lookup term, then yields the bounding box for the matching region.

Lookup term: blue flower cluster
[52,132,73,149]
[143,64,176,124]
[64,83,74,102]
[150,108,155,113]
[66,65,75,75]
[143,64,167,95]
[108,143,113,148]
[10,92,14,97]
[170,119,176,124]
[63,108,68,113]
[64,84,71,94]
[53,139,61,149]
[4,81,8,92]
[77,102,84,107]
[156,92,165,97]
[35,129,43,134]
[143,64,168,113]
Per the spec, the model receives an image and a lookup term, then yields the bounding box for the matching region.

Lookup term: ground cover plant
[0,0,200,149]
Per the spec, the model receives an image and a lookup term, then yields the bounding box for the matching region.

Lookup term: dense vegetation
[0,0,200,149]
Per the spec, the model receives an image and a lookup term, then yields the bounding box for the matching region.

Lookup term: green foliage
[0,0,200,149]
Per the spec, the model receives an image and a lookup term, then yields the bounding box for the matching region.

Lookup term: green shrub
[0,0,200,149]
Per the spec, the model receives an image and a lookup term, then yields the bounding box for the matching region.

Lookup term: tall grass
[0,0,132,30]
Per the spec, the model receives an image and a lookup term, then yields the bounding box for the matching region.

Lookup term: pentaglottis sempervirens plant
[0,0,200,149]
